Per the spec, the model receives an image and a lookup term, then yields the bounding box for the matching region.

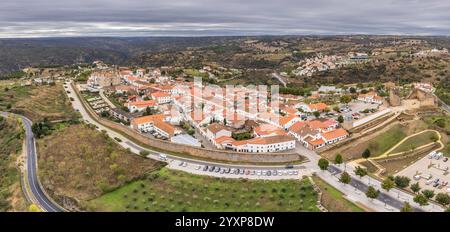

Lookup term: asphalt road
[1,112,63,212]
[327,165,424,212]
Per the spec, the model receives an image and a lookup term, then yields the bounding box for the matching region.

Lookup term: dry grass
[0,82,77,121]
[37,124,165,206]
[0,116,27,212]
[377,143,439,176]
[312,176,364,212]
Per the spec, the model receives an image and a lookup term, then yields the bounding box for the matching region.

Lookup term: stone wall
[73,83,303,163]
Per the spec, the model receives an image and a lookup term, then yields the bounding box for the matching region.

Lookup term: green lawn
[389,131,439,154]
[86,168,320,212]
[368,125,407,157]
[312,176,365,212]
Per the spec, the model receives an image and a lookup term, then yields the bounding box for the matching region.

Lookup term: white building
[229,135,295,153]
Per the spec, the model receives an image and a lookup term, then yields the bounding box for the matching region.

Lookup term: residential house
[126,100,157,112]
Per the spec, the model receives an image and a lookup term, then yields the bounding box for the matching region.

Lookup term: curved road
[1,112,64,212]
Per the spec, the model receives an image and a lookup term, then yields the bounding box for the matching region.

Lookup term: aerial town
[1,34,450,215]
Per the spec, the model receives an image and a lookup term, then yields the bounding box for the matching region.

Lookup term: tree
[365,186,380,200]
[28,204,42,212]
[349,87,357,94]
[339,171,351,184]
[354,166,368,178]
[401,202,412,212]
[421,190,435,199]
[413,194,429,206]
[394,176,411,188]
[313,111,320,118]
[435,193,450,207]
[334,154,343,165]
[318,158,329,171]
[337,115,344,123]
[362,148,371,159]
[340,95,352,105]
[410,182,421,193]
[381,178,395,192]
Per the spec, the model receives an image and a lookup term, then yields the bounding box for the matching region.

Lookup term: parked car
[444,157,448,162]
[196,165,202,170]
[209,166,215,172]
[433,182,440,188]
[203,166,208,171]
[285,164,294,169]
[239,169,245,175]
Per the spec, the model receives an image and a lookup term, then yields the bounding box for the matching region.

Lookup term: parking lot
[166,159,310,180]
[397,151,450,194]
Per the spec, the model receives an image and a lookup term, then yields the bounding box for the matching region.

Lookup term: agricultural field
[0,81,78,122]
[86,168,320,212]
[0,115,27,212]
[311,176,365,212]
[37,123,164,210]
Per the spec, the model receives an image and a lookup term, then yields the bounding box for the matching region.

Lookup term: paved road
[433,93,450,113]
[66,81,445,212]
[271,73,287,87]
[1,112,63,212]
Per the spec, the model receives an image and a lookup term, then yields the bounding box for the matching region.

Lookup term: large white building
[229,135,295,153]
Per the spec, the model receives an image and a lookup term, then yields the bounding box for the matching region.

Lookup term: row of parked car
[200,165,299,176]
[414,174,449,188]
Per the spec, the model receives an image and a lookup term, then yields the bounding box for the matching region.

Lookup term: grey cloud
[0,0,449,37]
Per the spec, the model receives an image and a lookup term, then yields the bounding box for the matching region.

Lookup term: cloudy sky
[0,0,449,38]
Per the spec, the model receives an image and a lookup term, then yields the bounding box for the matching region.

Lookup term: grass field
[0,81,78,122]
[0,116,27,212]
[86,168,320,212]
[37,123,164,207]
[312,176,365,212]
[389,131,439,154]
[366,125,407,156]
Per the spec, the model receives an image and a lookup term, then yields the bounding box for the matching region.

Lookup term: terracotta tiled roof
[254,124,286,136]
[214,136,235,144]
[308,102,327,111]
[131,114,165,125]
[321,128,349,141]
[127,100,157,108]
[207,123,229,134]
[151,91,171,98]
[153,120,175,136]
[279,115,299,126]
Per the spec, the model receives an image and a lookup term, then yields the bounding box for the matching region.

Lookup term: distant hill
[0,37,238,74]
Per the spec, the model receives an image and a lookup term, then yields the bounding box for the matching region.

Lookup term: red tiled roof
[321,128,349,141]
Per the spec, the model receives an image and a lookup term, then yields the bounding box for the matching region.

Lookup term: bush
[394,176,410,188]
[139,150,150,156]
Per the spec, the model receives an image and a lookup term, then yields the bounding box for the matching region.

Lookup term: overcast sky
[0,0,449,38]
